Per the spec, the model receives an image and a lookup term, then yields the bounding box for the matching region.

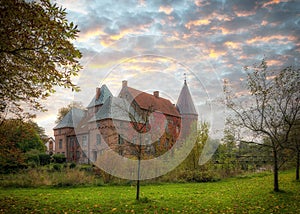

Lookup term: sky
[34,0,300,138]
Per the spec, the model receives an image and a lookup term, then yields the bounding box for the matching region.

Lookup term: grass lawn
[0,170,299,213]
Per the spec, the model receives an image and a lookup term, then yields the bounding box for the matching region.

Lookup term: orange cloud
[209,49,226,58]
[78,29,105,42]
[100,23,152,47]
[185,19,211,29]
[247,35,297,44]
[211,26,230,35]
[262,0,289,8]
[225,41,241,49]
[159,5,173,15]
[261,20,268,26]
[235,10,256,17]
[266,60,282,67]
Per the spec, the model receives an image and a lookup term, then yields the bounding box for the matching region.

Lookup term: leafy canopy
[0,0,82,121]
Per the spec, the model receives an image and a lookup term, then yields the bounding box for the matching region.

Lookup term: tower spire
[176,79,197,116]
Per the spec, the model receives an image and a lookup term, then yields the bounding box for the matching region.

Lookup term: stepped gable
[87,84,112,108]
[53,108,86,129]
[89,96,132,122]
[122,85,180,117]
[176,80,198,116]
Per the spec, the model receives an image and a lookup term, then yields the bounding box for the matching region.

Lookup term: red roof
[125,87,180,117]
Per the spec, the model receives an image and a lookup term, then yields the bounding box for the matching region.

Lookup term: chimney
[122,80,128,88]
[153,91,159,98]
[96,87,100,100]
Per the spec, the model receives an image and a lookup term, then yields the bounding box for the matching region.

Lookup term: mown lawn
[0,170,299,213]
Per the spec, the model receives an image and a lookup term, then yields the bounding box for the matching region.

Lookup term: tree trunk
[296,150,299,181]
[136,157,141,200]
[273,149,279,192]
[136,134,141,200]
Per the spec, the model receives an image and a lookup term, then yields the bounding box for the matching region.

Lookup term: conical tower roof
[176,80,198,116]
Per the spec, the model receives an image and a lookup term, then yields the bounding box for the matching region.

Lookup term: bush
[69,162,76,169]
[39,153,51,166]
[26,153,40,166]
[52,164,61,171]
[52,154,66,163]
[161,169,219,183]
[0,168,95,188]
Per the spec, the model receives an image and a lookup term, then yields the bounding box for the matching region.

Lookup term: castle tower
[176,79,198,140]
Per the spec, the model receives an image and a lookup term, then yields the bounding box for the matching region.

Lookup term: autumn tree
[0,0,82,123]
[0,119,46,173]
[180,121,209,170]
[224,60,300,192]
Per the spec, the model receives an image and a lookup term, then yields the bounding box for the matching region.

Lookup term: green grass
[0,170,299,213]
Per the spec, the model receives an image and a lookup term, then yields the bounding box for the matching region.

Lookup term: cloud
[159,5,174,15]
[33,0,299,139]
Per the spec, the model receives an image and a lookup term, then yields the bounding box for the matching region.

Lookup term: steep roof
[176,81,198,115]
[53,108,86,129]
[89,97,132,122]
[123,86,180,117]
[74,113,94,134]
[87,84,112,108]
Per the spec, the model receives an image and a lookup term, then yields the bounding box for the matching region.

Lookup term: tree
[0,119,46,172]
[224,59,300,192]
[0,119,46,153]
[180,121,209,170]
[287,119,300,180]
[55,101,84,123]
[0,0,82,123]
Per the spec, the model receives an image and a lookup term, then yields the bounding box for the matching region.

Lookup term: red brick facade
[53,80,197,163]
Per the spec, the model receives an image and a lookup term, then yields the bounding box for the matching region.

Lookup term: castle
[53,80,198,163]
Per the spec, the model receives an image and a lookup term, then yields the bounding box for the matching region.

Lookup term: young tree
[224,60,300,191]
[0,0,82,123]
[287,120,300,180]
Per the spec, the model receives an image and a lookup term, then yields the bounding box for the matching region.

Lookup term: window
[59,139,63,149]
[118,134,124,145]
[92,151,97,161]
[69,137,74,148]
[69,152,73,159]
[96,134,101,145]
[82,136,87,147]
[76,151,80,159]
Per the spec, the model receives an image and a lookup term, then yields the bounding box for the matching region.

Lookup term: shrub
[52,154,66,163]
[52,169,95,187]
[53,164,61,171]
[69,162,76,169]
[39,153,51,166]
[26,153,40,166]
[0,168,95,187]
